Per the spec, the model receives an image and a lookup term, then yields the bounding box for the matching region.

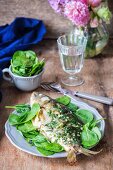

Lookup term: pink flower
[81,0,88,4]
[88,0,102,8]
[48,0,69,14]
[64,0,90,26]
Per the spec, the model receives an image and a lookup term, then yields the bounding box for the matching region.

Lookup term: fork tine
[41,84,50,91]
[41,84,49,90]
[46,84,59,92]
[41,84,58,92]
[50,82,61,88]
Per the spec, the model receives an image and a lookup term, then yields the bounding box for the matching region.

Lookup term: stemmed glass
[57,33,87,86]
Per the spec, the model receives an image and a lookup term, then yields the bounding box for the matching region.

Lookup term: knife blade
[51,84,113,105]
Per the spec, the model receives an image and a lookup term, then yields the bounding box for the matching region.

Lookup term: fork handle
[75,91,113,105]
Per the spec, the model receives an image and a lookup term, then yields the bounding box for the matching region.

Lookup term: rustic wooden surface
[0,40,113,170]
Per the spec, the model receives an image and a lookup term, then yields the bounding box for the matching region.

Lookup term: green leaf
[9,111,28,125]
[12,51,25,67]
[67,103,78,113]
[75,109,94,124]
[31,134,47,143]
[6,104,31,113]
[56,96,71,105]
[8,103,40,125]
[92,127,101,140]
[37,147,55,156]
[9,114,21,125]
[17,121,36,133]
[11,50,44,77]
[29,61,45,76]
[81,128,99,147]
[23,130,39,139]
[34,142,63,152]
[24,103,40,123]
[90,118,105,128]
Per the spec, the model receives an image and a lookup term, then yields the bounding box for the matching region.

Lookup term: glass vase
[70,23,109,58]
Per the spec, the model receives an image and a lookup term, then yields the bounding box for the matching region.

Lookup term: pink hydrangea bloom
[64,0,90,26]
[80,0,88,4]
[48,0,69,14]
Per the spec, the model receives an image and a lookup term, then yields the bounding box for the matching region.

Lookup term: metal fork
[41,82,99,108]
[41,82,113,105]
[41,82,59,92]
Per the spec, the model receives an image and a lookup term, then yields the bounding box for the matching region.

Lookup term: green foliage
[9,114,22,126]
[67,103,78,112]
[31,134,47,143]
[8,103,63,156]
[34,142,63,153]
[81,121,102,148]
[11,50,45,77]
[75,109,94,124]
[8,103,40,125]
[6,104,31,113]
[92,127,101,140]
[56,96,71,105]
[17,121,36,133]
[81,127,99,148]
[23,130,39,139]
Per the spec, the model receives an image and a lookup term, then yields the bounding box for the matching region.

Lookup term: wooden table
[0,40,113,170]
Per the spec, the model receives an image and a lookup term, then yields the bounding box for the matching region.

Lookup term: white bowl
[2,66,44,91]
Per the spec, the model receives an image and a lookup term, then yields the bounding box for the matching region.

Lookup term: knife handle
[75,91,113,105]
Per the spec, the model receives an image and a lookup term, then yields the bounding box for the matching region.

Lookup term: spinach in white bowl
[11,50,45,77]
[2,50,45,91]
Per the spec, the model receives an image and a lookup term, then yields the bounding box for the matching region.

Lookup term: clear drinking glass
[57,33,87,86]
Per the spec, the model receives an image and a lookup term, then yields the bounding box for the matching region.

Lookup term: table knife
[51,84,113,105]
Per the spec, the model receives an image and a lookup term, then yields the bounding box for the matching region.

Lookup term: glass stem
[69,74,77,80]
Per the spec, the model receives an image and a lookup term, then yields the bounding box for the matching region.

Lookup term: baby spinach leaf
[23,130,39,139]
[67,103,78,113]
[6,104,31,113]
[17,121,36,133]
[81,128,99,147]
[9,114,21,125]
[22,131,47,146]
[90,118,105,128]
[34,142,63,153]
[22,130,39,144]
[9,111,29,125]
[92,127,101,140]
[31,134,47,143]
[75,109,94,124]
[56,96,71,105]
[24,103,40,123]
[8,103,40,125]
[29,61,45,76]
[37,147,55,156]
[11,50,45,77]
